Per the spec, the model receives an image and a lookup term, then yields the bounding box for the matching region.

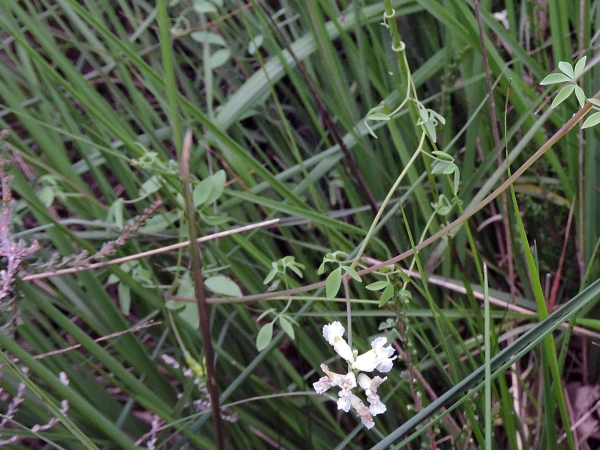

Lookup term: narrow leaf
[209,48,231,69]
[574,86,586,108]
[588,98,600,107]
[366,281,389,291]
[248,35,263,55]
[205,275,243,297]
[279,316,295,340]
[256,322,274,351]
[558,61,574,79]
[118,283,131,315]
[574,56,587,79]
[368,113,391,121]
[326,268,342,299]
[582,112,600,129]
[190,31,226,46]
[379,284,394,307]
[192,0,217,13]
[204,169,226,205]
[343,266,362,282]
[551,84,575,108]
[539,73,571,85]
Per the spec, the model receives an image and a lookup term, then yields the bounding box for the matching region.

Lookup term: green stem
[350,133,425,269]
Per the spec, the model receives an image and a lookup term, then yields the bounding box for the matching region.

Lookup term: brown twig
[33,321,161,359]
[180,130,225,449]
[22,219,279,281]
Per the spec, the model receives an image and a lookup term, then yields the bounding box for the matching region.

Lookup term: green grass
[1,0,600,448]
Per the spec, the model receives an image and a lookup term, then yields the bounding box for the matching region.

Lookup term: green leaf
[429,109,445,125]
[139,212,179,233]
[452,167,461,195]
[539,73,571,85]
[366,280,389,291]
[332,251,349,260]
[202,214,228,225]
[177,272,195,298]
[165,300,185,311]
[288,263,304,278]
[588,98,600,107]
[118,283,131,315]
[279,316,295,340]
[418,105,428,121]
[379,284,394,307]
[263,267,278,284]
[574,86,586,108]
[574,56,587,79]
[582,112,600,129]
[248,35,263,55]
[37,186,55,207]
[256,322,274,351]
[190,31,226,47]
[551,84,575,108]
[368,113,391,121]
[179,302,200,329]
[558,61,574,79]
[431,150,454,162]
[139,175,162,197]
[107,199,124,229]
[425,119,437,143]
[431,160,452,175]
[193,177,214,207]
[205,275,243,297]
[256,308,275,322]
[399,289,413,301]
[317,261,327,274]
[192,0,217,13]
[343,266,362,282]
[326,267,342,299]
[443,162,456,175]
[204,170,226,205]
[209,48,231,69]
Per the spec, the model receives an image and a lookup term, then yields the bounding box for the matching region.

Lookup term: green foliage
[1,0,600,448]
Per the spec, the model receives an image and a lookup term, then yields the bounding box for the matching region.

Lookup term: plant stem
[351,134,425,269]
[180,130,225,450]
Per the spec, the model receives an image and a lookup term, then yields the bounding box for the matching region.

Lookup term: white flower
[313,374,335,394]
[323,321,355,363]
[314,323,396,430]
[352,336,396,373]
[313,364,357,412]
[358,373,387,415]
[337,387,353,412]
[492,10,509,30]
[350,394,375,429]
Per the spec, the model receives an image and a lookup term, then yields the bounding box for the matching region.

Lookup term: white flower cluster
[313,321,396,429]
